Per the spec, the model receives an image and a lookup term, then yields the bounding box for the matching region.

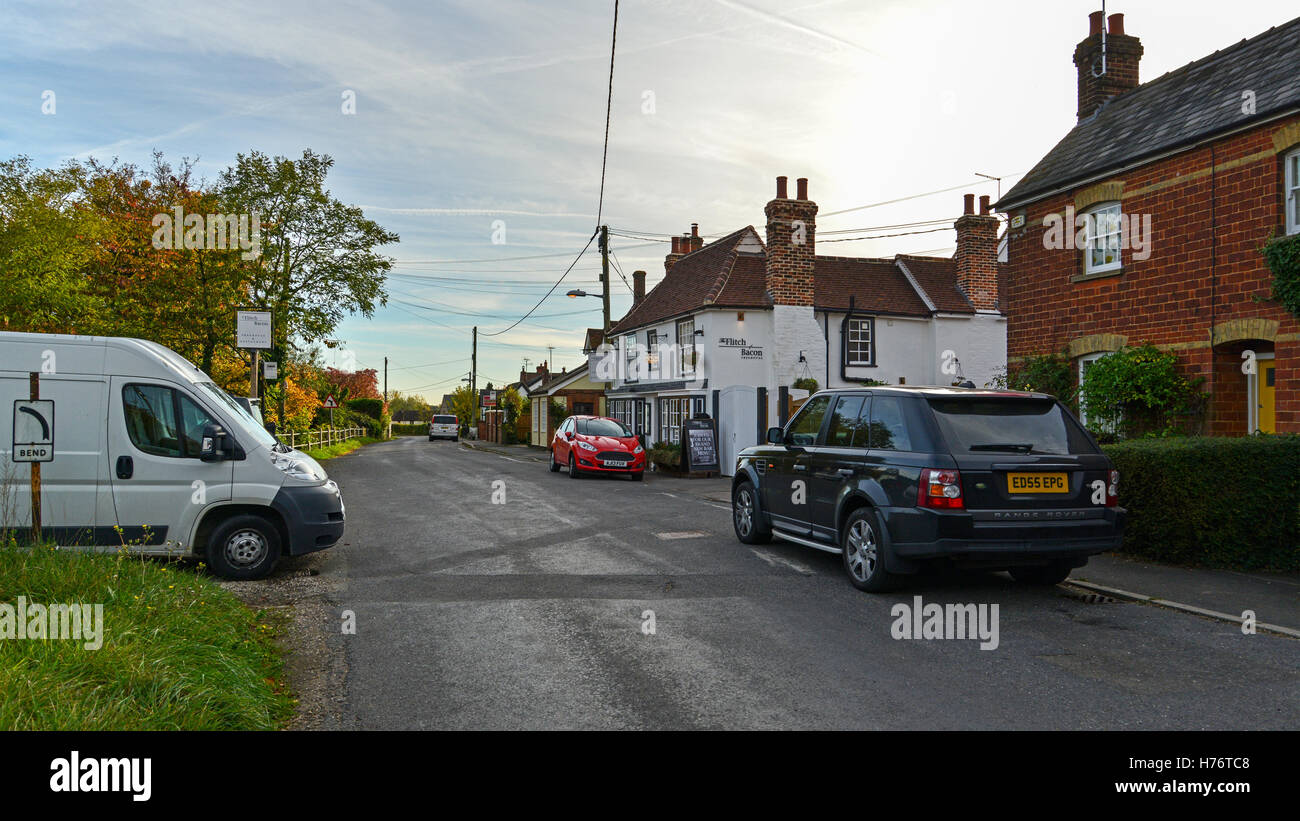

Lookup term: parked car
[549,415,645,480]
[731,386,1125,592]
[0,331,345,580]
[429,414,458,441]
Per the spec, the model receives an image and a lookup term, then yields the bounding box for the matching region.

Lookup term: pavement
[303,436,1297,730]
[466,439,1300,635]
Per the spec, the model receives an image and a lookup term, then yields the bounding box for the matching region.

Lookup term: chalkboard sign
[682,418,719,473]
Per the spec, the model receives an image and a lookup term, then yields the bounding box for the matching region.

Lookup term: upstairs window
[1084,202,1122,275]
[1287,148,1299,236]
[676,318,696,376]
[624,333,638,382]
[646,330,659,379]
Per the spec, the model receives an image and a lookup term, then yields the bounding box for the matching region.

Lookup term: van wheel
[1009,562,1071,585]
[841,508,900,592]
[549,449,560,472]
[206,515,281,581]
[732,482,771,544]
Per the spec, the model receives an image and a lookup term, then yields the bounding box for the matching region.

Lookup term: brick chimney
[954,194,1000,311]
[1073,10,1143,121]
[632,269,646,306]
[665,236,685,274]
[687,223,703,253]
[764,176,817,306]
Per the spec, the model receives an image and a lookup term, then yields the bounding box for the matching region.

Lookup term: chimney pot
[1088,10,1103,36]
[690,223,699,237]
[1107,13,1124,35]
[796,177,808,200]
[670,236,680,254]
[963,193,975,215]
[775,176,788,199]
[979,195,991,215]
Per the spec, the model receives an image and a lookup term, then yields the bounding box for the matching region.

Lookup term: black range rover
[731,386,1125,592]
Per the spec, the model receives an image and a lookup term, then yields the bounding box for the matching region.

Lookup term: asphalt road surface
[322,437,1298,730]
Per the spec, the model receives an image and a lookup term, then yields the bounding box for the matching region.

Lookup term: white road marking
[749,548,815,576]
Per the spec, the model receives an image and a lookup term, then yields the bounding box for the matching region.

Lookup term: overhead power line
[595,0,620,228]
[479,229,600,337]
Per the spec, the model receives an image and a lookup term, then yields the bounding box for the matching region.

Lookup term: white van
[0,332,345,579]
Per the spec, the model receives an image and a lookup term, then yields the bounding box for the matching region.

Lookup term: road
[320,436,1298,730]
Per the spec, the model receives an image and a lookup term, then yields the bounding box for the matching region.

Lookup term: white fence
[280,426,367,451]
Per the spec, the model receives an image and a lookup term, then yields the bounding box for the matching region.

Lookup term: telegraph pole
[471,326,478,428]
[599,225,611,335]
[383,356,388,404]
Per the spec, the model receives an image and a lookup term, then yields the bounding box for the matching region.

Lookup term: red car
[549,415,645,480]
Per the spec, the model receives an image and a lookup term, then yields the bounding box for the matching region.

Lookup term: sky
[4,0,1296,401]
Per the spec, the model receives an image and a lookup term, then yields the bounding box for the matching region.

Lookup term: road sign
[263,360,278,380]
[236,310,273,349]
[13,399,54,462]
[322,394,338,408]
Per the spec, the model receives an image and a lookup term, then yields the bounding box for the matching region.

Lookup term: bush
[1102,435,1300,571]
[993,353,1076,408]
[648,441,681,471]
[344,398,384,420]
[1263,231,1300,320]
[391,423,428,437]
[1080,345,1204,440]
[792,377,819,393]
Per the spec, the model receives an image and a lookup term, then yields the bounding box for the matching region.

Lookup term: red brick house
[996,11,1300,434]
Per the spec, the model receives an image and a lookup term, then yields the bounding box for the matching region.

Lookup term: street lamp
[566,289,596,298]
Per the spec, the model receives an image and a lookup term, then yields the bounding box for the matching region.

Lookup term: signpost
[13,374,54,543]
[263,361,278,381]
[322,393,338,426]
[236,309,273,399]
[682,416,719,475]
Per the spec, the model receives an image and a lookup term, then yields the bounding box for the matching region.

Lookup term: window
[1287,148,1300,236]
[1076,352,1108,427]
[579,418,631,437]
[624,333,638,382]
[608,398,646,434]
[676,318,696,377]
[868,396,913,451]
[657,396,704,444]
[928,398,1096,456]
[1084,202,1122,274]
[646,331,659,379]
[572,402,595,416]
[845,318,874,366]
[824,395,867,447]
[122,384,215,458]
[786,395,831,446]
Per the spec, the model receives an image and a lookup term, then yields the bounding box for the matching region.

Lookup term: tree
[449,385,477,433]
[219,150,398,355]
[323,367,380,400]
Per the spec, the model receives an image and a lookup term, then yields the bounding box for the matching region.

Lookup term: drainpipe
[1209,143,1217,434]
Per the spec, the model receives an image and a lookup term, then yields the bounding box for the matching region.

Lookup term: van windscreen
[433,415,457,424]
[927,398,1096,456]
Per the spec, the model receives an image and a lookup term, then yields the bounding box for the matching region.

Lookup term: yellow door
[1258,361,1275,433]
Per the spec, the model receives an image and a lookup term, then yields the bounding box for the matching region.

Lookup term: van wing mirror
[200,423,228,462]
[766,426,784,445]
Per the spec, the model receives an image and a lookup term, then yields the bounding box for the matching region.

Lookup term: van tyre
[732,482,771,544]
[549,449,560,472]
[206,515,281,581]
[1009,562,1072,585]
[841,507,900,592]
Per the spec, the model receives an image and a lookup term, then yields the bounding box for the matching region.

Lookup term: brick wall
[1002,114,1300,434]
[764,176,818,306]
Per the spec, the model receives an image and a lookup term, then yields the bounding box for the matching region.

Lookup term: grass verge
[0,541,293,730]
[301,435,379,461]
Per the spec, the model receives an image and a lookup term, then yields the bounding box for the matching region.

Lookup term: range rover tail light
[1107,469,1119,507]
[918,468,964,510]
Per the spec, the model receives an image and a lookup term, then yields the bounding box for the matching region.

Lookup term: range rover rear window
[927,398,1096,456]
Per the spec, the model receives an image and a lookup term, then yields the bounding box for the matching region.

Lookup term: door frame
[1247,352,1276,433]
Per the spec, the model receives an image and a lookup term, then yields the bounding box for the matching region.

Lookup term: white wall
[821,311,1007,388]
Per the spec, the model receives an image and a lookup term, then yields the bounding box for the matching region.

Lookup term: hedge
[391,422,430,436]
[1101,435,1300,571]
[344,398,384,419]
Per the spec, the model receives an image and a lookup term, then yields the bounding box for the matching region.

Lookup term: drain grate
[1059,585,1117,604]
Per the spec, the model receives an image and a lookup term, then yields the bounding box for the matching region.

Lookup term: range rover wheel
[841,508,900,592]
[206,514,281,581]
[1009,562,1072,585]
[549,449,560,472]
[732,482,771,544]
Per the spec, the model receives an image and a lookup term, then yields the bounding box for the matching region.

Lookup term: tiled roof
[998,16,1300,208]
[813,256,931,316]
[895,255,976,313]
[608,228,768,335]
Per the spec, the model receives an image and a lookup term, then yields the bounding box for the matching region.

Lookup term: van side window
[868,396,913,452]
[825,395,866,447]
[786,395,831,446]
[123,385,182,457]
[123,385,216,458]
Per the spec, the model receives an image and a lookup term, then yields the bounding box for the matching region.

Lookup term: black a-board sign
[682,417,720,473]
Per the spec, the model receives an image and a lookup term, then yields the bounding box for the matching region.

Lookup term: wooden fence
[280,427,366,451]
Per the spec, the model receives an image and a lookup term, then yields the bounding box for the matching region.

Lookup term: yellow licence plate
[1007,472,1069,493]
